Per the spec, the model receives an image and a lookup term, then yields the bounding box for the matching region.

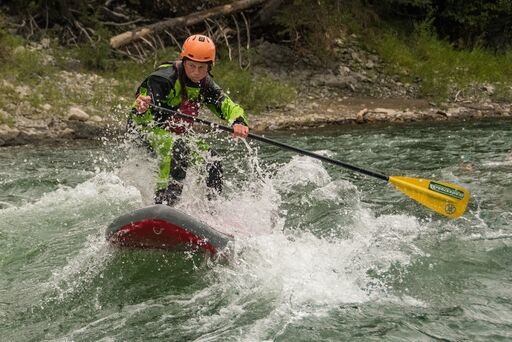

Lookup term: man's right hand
[135,95,152,113]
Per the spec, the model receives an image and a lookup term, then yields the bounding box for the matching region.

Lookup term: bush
[213,59,296,114]
[370,0,512,50]
[370,22,512,100]
[272,0,352,64]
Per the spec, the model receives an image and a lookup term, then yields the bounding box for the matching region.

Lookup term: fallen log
[110,0,268,49]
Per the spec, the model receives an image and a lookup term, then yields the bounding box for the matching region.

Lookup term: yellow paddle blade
[388,176,470,219]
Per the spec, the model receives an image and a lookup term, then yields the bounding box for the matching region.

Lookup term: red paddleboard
[106,205,233,254]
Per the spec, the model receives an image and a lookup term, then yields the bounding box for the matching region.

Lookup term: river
[1,119,511,341]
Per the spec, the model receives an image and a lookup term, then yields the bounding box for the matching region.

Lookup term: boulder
[0,124,20,146]
[67,106,90,122]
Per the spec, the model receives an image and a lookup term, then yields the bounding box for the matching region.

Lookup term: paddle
[148,104,470,218]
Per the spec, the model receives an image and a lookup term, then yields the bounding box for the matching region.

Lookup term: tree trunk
[110,0,269,49]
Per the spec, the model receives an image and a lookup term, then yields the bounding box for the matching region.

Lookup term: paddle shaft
[149,104,389,181]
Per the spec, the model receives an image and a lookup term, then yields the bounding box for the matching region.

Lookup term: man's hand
[135,95,152,113]
[232,123,249,138]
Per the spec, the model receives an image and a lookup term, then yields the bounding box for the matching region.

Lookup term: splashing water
[1,119,512,340]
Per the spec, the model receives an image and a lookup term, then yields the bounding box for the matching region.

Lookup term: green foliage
[434,0,512,49]
[0,29,126,119]
[0,112,14,126]
[101,59,154,94]
[273,0,350,63]
[0,20,24,63]
[73,41,113,71]
[0,29,10,63]
[369,0,512,50]
[11,47,53,81]
[1,0,511,120]
[0,25,295,125]
[0,26,56,86]
[370,23,512,100]
[213,59,296,114]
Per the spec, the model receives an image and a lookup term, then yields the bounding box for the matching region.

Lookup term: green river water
[1,119,511,341]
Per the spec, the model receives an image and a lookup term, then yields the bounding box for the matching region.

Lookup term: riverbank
[1,95,510,146]
[250,96,512,131]
[1,37,511,146]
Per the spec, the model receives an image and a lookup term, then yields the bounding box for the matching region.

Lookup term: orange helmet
[180,34,216,63]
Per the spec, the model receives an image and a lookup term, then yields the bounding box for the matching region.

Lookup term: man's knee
[170,139,190,181]
[206,159,223,193]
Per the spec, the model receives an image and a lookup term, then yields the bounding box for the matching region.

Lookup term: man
[129,34,249,205]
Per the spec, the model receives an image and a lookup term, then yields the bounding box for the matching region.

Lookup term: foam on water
[3,121,512,340]
[0,172,141,223]
[43,233,112,301]
[46,150,426,339]
[0,171,144,306]
[149,154,426,339]
[273,155,332,190]
[4,145,429,340]
[170,218,424,341]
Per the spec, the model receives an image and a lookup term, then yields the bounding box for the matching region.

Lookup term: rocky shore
[2,95,510,147]
[250,96,512,131]
[249,39,512,130]
[1,37,511,146]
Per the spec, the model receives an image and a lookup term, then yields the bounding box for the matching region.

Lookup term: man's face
[183,60,209,83]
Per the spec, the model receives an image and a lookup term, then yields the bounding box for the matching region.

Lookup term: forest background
[1,0,511,144]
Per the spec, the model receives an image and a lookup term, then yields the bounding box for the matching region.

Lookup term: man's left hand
[232,123,249,138]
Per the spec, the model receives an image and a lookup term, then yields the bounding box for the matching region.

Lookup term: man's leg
[161,138,190,205]
[206,149,223,198]
[146,127,176,204]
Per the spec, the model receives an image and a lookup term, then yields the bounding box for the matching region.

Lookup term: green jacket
[132,61,248,128]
